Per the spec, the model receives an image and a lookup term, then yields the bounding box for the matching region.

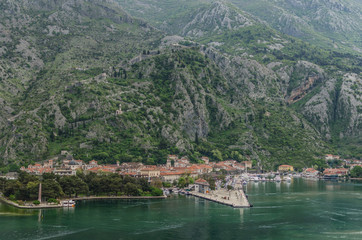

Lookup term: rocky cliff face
[229,0,362,53]
[180,2,253,37]
[0,0,361,169]
[301,73,362,140]
[118,0,361,159]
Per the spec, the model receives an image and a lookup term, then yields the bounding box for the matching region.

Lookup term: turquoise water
[1,179,362,239]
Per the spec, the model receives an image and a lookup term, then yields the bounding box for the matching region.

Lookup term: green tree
[178,177,186,188]
[42,179,64,199]
[109,174,123,196]
[18,172,38,184]
[4,180,21,198]
[212,149,223,162]
[59,176,88,197]
[150,187,163,196]
[231,151,243,161]
[124,182,140,196]
[351,166,362,178]
[42,173,57,180]
[26,181,40,200]
[151,179,163,189]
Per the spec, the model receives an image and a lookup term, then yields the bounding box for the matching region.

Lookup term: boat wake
[323,231,362,235]
[33,228,90,240]
[133,224,184,235]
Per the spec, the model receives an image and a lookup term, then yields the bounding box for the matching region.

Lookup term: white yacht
[253,176,260,182]
[62,200,76,207]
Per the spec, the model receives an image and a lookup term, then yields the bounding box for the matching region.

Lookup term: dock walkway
[189,189,251,208]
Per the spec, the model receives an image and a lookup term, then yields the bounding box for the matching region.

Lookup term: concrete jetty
[189,188,251,208]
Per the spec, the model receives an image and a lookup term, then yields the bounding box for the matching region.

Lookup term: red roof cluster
[323,168,348,175]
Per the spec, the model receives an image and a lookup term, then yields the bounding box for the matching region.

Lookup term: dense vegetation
[0,172,163,203]
[350,166,362,178]
[0,0,361,173]
[228,0,362,55]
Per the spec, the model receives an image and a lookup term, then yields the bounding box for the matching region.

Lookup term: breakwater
[189,189,251,208]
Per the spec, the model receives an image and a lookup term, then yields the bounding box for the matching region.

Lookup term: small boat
[163,189,170,195]
[275,175,281,182]
[285,176,292,182]
[62,200,76,207]
[251,176,260,182]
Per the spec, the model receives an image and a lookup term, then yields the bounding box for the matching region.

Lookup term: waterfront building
[140,166,160,178]
[195,178,210,194]
[161,171,184,182]
[278,165,294,172]
[303,168,319,177]
[323,168,348,177]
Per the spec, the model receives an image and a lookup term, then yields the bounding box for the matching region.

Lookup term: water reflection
[38,209,43,222]
[238,208,245,224]
[275,182,281,192]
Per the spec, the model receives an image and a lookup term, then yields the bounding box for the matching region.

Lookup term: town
[1,153,362,181]
[1,152,362,210]
[16,154,251,182]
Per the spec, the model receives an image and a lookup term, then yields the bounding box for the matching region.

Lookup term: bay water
[1,178,362,239]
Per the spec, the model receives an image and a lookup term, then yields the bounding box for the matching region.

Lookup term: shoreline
[0,196,62,209]
[0,195,166,209]
[71,195,167,201]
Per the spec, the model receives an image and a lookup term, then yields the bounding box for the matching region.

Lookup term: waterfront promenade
[190,189,251,208]
[0,194,166,209]
[0,195,62,209]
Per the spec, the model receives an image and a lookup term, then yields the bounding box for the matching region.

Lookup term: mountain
[0,0,361,173]
[118,0,362,155]
[228,0,362,54]
[0,0,163,164]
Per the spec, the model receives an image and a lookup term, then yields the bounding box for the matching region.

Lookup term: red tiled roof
[160,171,184,176]
[195,178,208,184]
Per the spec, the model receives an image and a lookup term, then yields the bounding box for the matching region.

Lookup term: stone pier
[189,188,251,208]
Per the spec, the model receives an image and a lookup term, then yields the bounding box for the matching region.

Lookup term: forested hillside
[0,0,361,173]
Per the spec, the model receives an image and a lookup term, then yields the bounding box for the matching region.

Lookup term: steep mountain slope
[0,0,162,164]
[0,0,361,172]
[229,0,362,54]
[119,0,362,159]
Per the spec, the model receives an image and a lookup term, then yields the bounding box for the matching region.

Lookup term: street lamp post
[38,176,43,203]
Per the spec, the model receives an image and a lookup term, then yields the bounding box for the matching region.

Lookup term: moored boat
[62,200,76,207]
[275,175,281,182]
